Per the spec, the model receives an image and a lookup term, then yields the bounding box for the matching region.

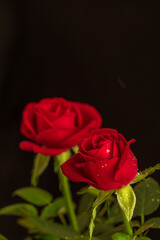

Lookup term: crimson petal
[61,154,123,191]
[114,148,138,185]
[19,141,68,156]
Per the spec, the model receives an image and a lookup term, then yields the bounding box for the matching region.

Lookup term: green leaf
[134,178,160,216]
[144,217,160,229]
[89,190,113,240]
[17,218,38,233]
[131,163,160,184]
[0,203,38,217]
[134,217,160,237]
[35,234,60,240]
[77,212,90,232]
[93,220,114,236]
[30,217,79,240]
[116,185,136,221]
[134,224,153,237]
[77,193,95,214]
[31,154,50,187]
[0,234,8,240]
[135,238,151,240]
[96,223,126,240]
[112,233,132,240]
[13,187,53,206]
[41,197,66,219]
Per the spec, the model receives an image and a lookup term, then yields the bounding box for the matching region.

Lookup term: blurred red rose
[20,98,102,156]
[61,128,138,191]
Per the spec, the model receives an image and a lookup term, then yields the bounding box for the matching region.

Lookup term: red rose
[20,98,102,156]
[61,128,138,191]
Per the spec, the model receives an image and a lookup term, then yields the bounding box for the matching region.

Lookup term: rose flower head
[61,128,138,191]
[20,98,102,156]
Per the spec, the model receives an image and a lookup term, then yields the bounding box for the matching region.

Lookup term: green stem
[59,168,79,231]
[140,214,145,237]
[141,214,144,225]
[121,210,133,237]
[55,151,79,232]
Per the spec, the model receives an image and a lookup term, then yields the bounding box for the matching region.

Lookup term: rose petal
[77,151,97,162]
[61,104,102,147]
[38,98,68,118]
[19,141,68,156]
[61,154,96,186]
[85,128,118,139]
[21,103,37,140]
[114,149,138,185]
[53,113,77,129]
[39,97,67,107]
[37,127,76,148]
[61,120,98,147]
[72,104,83,128]
[80,137,93,152]
[95,139,112,159]
[92,135,107,148]
[34,111,53,132]
[61,154,123,191]
[118,133,128,144]
[73,102,102,128]
[118,139,136,168]
[112,140,120,158]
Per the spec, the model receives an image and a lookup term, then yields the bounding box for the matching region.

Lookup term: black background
[0,0,160,239]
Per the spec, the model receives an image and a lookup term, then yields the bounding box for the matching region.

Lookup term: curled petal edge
[19,141,68,156]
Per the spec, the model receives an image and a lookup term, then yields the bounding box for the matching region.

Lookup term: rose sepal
[77,186,100,196]
[116,184,136,222]
[31,153,50,187]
